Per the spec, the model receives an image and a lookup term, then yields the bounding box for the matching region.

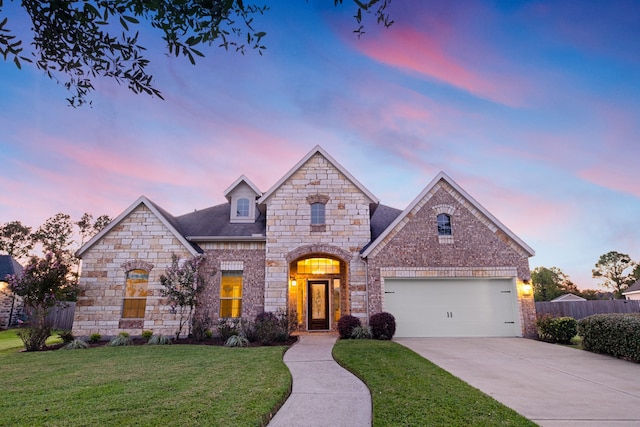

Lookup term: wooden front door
[308,280,330,330]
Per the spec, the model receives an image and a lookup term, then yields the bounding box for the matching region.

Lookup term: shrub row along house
[73,146,537,338]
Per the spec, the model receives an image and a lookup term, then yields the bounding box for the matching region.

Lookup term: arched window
[437,213,452,236]
[122,269,149,318]
[311,203,325,225]
[237,198,250,217]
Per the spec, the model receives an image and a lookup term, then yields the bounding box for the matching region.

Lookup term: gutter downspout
[362,255,369,324]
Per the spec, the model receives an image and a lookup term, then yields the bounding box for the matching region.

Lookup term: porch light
[291,278,297,287]
[521,282,532,296]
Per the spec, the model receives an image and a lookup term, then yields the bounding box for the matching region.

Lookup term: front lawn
[333,339,536,426]
[0,328,62,353]
[0,344,290,426]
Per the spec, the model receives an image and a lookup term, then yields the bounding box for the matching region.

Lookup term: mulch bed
[39,335,298,351]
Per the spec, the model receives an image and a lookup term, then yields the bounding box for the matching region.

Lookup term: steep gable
[76,196,200,258]
[362,172,534,259]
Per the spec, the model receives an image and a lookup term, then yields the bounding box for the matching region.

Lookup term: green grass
[0,329,62,353]
[333,340,536,427]
[0,344,291,426]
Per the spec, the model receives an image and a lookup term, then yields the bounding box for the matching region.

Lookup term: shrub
[536,315,577,344]
[351,325,372,339]
[217,317,241,341]
[254,311,288,344]
[108,332,133,347]
[62,339,89,350]
[224,334,250,348]
[141,330,153,341]
[369,312,396,340]
[17,327,51,351]
[192,313,212,341]
[89,333,102,343]
[147,334,172,345]
[204,329,213,339]
[337,315,361,339]
[578,313,640,362]
[58,330,75,343]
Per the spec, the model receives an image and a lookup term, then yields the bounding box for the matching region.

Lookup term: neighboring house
[73,146,537,338]
[0,255,23,329]
[622,281,640,301]
[550,293,587,302]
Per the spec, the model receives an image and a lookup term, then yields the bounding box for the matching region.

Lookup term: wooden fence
[535,299,640,320]
[46,302,76,330]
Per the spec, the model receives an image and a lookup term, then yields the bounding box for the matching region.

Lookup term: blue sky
[1,1,639,289]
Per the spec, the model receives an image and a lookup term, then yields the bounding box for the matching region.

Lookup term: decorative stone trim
[306,194,330,205]
[285,244,354,263]
[380,266,518,278]
[121,260,154,272]
[119,319,144,329]
[220,261,244,270]
[310,224,326,233]
[432,204,456,215]
[438,236,454,244]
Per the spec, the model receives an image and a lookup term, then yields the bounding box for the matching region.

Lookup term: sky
[1,1,639,290]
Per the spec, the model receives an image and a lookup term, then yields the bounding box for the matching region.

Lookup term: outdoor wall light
[521,282,532,296]
[291,278,297,287]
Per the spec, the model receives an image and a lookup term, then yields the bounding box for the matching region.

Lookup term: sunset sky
[1,1,639,289]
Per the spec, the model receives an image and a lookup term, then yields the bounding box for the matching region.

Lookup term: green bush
[337,315,361,339]
[147,334,172,345]
[253,311,288,344]
[369,312,396,340]
[224,334,250,348]
[578,314,640,362]
[58,330,75,343]
[62,339,89,350]
[141,330,153,341]
[217,318,241,341]
[350,325,372,339]
[536,315,577,344]
[108,332,133,347]
[89,333,102,343]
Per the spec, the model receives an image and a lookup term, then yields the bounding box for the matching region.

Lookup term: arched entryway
[286,246,351,332]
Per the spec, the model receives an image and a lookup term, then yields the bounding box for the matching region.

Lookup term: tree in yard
[32,213,74,254]
[8,251,74,351]
[160,254,207,340]
[592,251,637,299]
[0,220,33,260]
[0,0,393,107]
[531,266,577,302]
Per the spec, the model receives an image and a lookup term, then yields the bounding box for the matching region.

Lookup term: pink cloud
[352,27,523,106]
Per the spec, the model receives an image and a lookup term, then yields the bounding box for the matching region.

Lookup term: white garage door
[384,278,520,337]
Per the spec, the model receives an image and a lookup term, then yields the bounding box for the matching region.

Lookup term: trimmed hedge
[578,313,640,363]
[369,312,396,340]
[536,315,577,344]
[338,315,361,339]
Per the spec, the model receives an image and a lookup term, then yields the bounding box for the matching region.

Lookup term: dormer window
[437,213,452,236]
[237,198,250,217]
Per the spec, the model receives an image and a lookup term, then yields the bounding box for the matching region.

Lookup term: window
[437,213,452,236]
[237,198,250,217]
[297,258,340,275]
[311,203,325,225]
[220,271,243,318]
[122,269,149,318]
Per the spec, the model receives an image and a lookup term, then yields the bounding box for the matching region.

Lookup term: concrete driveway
[396,337,640,427]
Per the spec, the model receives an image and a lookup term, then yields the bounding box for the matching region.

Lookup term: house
[622,281,640,301]
[0,255,23,329]
[72,146,537,338]
[550,293,587,302]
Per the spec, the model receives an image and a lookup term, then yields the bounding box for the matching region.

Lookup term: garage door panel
[384,278,519,338]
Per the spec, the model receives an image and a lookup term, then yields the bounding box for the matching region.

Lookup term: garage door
[384,278,520,337]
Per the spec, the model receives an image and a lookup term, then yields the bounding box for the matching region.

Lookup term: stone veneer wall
[73,204,193,338]
[195,245,266,324]
[263,153,373,322]
[0,291,20,329]
[366,180,537,337]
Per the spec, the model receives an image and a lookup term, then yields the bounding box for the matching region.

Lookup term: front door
[308,280,330,330]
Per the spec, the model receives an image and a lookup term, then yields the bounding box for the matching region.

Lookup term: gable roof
[174,203,266,240]
[551,293,587,302]
[257,145,379,205]
[76,196,201,258]
[223,175,262,201]
[0,255,23,281]
[361,171,535,258]
[623,280,640,295]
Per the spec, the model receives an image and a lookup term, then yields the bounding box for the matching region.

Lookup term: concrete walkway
[268,334,371,427]
[397,337,640,427]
